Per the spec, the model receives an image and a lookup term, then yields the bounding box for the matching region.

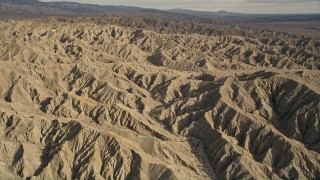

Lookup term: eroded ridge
[0,19,319,179]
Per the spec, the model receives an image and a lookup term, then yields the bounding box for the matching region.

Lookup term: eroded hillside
[0,18,319,179]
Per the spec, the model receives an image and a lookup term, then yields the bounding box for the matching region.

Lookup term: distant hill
[1,0,319,23]
[0,0,175,17]
[0,0,44,6]
[168,8,244,17]
[45,2,148,14]
[0,0,242,17]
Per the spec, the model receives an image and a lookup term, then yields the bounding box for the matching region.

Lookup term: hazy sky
[41,0,320,14]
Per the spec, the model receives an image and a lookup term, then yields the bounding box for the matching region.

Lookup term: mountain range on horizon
[1,0,320,21]
[0,0,249,17]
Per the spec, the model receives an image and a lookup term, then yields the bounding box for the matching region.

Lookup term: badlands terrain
[0,7,320,180]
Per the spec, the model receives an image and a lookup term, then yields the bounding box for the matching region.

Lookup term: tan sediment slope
[0,18,319,179]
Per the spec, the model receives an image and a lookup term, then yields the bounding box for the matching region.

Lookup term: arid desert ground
[0,0,320,180]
